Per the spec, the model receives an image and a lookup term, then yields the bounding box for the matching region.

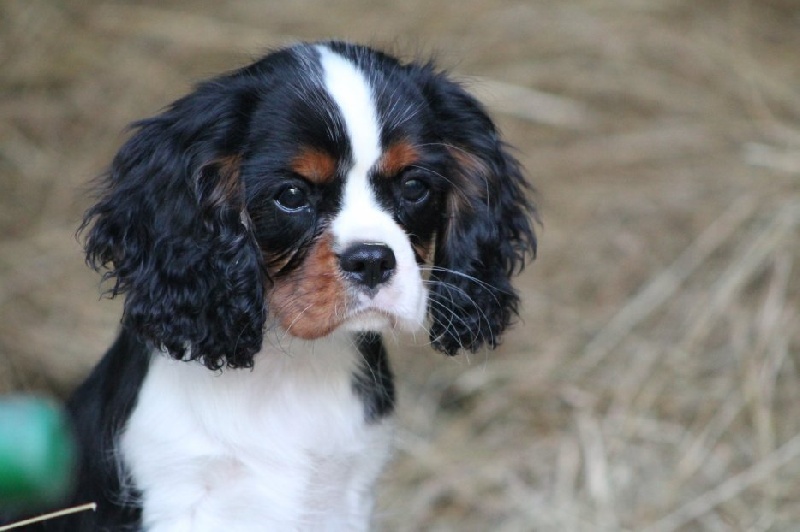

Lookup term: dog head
[83,42,537,369]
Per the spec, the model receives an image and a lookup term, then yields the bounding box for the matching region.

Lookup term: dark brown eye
[275,185,309,211]
[401,178,429,203]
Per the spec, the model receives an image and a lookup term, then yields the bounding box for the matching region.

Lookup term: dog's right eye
[401,178,429,203]
[275,185,309,212]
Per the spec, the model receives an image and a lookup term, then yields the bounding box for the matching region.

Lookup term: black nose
[339,243,396,290]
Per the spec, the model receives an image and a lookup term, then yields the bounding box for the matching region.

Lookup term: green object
[0,396,76,511]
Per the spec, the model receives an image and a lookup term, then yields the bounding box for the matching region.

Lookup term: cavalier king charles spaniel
[19,41,536,531]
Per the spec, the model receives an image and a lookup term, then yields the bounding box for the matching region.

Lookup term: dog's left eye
[275,185,309,211]
[401,178,429,203]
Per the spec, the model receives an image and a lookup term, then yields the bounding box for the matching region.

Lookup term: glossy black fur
[353,332,395,422]
[425,80,537,354]
[82,68,269,371]
[2,42,536,531]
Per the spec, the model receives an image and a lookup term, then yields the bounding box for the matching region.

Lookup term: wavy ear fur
[421,72,538,355]
[82,80,266,369]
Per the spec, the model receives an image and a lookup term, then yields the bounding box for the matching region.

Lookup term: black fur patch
[353,332,395,422]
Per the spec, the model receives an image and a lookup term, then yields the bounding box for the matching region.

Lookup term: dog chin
[341,306,425,334]
[343,311,393,332]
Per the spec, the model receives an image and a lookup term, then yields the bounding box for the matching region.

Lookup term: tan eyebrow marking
[378,140,420,176]
[291,147,337,184]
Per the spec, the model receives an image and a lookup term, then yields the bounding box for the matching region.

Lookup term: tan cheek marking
[199,154,244,209]
[291,147,337,184]
[447,147,488,203]
[379,140,419,176]
[268,233,348,339]
[444,147,491,239]
[263,250,294,278]
[413,241,434,264]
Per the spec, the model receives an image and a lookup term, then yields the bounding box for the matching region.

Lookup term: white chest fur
[120,333,393,531]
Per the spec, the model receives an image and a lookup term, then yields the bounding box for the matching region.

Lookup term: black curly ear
[82,81,266,369]
[422,73,538,355]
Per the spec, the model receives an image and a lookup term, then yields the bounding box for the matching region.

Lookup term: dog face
[253,47,438,340]
[83,42,537,369]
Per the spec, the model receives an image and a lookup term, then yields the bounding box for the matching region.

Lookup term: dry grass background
[1,0,800,530]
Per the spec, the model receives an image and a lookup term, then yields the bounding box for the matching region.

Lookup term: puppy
[21,41,536,531]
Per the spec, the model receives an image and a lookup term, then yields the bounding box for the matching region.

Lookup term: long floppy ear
[82,80,266,370]
[422,72,538,355]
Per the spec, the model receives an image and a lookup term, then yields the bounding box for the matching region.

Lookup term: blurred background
[1,0,799,530]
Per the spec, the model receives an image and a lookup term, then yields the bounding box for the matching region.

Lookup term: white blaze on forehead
[318,46,389,246]
[317,46,382,178]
